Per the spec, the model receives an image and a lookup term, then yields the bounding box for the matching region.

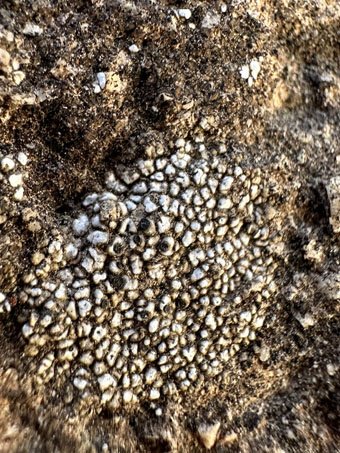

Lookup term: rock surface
[0,1,340,452]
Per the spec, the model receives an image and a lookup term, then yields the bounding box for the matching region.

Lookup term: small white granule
[240,65,249,79]
[96,72,106,89]
[178,9,192,20]
[9,174,23,187]
[1,157,15,172]
[129,44,139,53]
[17,152,28,165]
[250,60,261,79]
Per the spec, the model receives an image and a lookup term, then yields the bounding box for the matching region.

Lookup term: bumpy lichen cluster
[0,139,279,407]
[0,150,29,298]
[0,151,27,216]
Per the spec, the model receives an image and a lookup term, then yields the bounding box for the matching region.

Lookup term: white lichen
[1,137,280,408]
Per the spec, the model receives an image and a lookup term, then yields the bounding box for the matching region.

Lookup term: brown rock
[197,422,221,450]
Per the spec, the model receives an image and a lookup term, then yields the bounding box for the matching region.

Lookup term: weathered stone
[0,1,339,452]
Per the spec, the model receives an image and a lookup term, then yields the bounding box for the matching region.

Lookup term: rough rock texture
[0,1,340,452]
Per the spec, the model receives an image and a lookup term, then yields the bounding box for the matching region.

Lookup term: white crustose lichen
[1,139,279,408]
